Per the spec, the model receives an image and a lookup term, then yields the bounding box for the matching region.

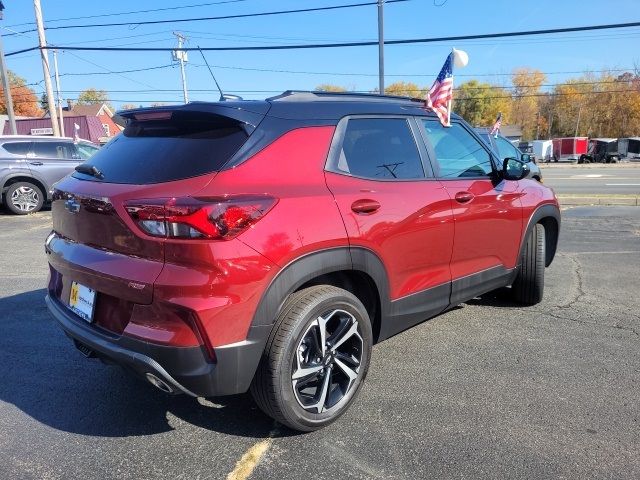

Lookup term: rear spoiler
[114,101,271,134]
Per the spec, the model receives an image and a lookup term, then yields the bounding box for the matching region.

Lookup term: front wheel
[512,223,545,305]
[250,285,373,432]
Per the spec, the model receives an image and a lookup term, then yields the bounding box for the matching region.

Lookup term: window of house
[102,124,110,137]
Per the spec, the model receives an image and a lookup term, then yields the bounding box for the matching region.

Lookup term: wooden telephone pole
[33,0,60,136]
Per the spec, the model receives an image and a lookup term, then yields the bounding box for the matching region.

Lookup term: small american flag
[425,52,454,127]
[490,112,502,137]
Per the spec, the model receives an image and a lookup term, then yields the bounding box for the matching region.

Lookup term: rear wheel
[512,223,545,305]
[250,285,373,432]
[4,182,44,215]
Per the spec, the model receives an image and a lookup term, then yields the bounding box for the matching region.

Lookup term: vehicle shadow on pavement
[465,287,523,308]
[0,288,292,439]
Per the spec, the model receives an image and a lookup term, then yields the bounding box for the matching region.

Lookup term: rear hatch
[47,102,268,315]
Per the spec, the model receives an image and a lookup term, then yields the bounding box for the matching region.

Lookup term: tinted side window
[32,142,77,160]
[2,142,31,155]
[76,143,100,160]
[421,120,492,178]
[337,118,424,180]
[495,136,521,162]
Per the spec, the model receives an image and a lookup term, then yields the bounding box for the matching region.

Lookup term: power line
[4,1,410,36]
[40,79,638,94]
[186,61,635,78]
[16,87,638,100]
[4,1,250,28]
[18,21,640,54]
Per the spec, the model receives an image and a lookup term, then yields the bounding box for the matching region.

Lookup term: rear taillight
[124,196,277,240]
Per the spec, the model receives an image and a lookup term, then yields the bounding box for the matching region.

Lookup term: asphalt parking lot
[1,206,639,480]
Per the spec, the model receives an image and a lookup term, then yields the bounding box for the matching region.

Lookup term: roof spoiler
[114,101,270,131]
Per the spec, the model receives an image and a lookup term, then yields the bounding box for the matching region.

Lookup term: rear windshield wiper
[75,164,104,179]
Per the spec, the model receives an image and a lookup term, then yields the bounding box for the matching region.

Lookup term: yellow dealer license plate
[69,281,96,323]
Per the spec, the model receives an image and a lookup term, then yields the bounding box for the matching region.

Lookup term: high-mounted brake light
[125,196,277,240]
[132,111,173,121]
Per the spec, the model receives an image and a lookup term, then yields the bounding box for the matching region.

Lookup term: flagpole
[447,48,453,126]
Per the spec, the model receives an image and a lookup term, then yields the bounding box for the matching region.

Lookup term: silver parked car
[0,136,100,214]
[474,128,543,182]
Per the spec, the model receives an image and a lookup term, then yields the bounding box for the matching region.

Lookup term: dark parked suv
[45,92,560,431]
[0,135,100,214]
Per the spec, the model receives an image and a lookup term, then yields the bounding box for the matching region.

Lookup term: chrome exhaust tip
[145,373,173,393]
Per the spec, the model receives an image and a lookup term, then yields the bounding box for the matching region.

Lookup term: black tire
[512,223,545,305]
[250,285,373,432]
[4,181,44,215]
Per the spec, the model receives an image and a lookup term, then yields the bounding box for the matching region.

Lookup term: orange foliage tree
[0,71,42,117]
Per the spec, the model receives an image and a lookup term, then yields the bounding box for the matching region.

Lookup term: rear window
[73,111,248,184]
[2,142,31,155]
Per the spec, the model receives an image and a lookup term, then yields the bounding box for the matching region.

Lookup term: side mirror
[521,153,532,163]
[502,157,530,181]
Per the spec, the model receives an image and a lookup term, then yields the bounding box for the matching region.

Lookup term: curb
[557,196,640,206]
[539,162,640,169]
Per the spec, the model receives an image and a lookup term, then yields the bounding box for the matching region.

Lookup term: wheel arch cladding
[3,176,47,200]
[520,204,561,267]
[251,247,388,342]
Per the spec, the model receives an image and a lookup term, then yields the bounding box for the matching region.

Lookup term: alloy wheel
[292,309,364,414]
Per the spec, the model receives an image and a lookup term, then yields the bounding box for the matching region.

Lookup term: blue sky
[2,0,639,109]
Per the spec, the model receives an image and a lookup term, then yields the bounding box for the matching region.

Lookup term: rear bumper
[46,294,270,397]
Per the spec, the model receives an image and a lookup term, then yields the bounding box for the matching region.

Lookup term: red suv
[45,91,560,431]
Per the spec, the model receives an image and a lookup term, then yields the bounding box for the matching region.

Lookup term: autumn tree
[453,80,512,127]
[0,71,42,117]
[315,84,347,92]
[511,68,546,140]
[383,81,426,98]
[77,88,113,111]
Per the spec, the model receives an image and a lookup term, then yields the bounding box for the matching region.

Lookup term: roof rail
[267,90,425,104]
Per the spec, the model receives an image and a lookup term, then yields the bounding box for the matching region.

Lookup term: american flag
[489,112,502,137]
[425,52,454,127]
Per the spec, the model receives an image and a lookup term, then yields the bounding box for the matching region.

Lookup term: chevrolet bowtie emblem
[64,198,80,213]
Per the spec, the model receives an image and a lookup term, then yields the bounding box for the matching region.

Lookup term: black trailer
[578,138,620,163]
[619,137,640,160]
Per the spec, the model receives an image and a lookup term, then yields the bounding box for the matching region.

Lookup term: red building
[3,115,106,145]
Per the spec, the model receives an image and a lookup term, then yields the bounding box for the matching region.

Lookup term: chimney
[66,99,73,111]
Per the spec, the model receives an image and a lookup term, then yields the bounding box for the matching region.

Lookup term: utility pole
[33,0,59,136]
[574,104,582,137]
[173,32,189,104]
[377,0,384,95]
[52,49,64,136]
[0,3,17,134]
[535,111,540,140]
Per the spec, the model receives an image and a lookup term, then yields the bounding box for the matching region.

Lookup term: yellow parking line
[226,424,278,480]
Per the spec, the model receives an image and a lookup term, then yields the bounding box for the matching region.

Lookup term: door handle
[351,199,380,215]
[454,191,474,204]
[29,161,43,166]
